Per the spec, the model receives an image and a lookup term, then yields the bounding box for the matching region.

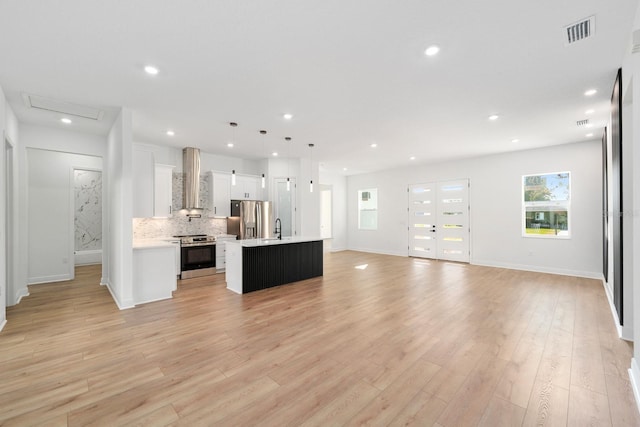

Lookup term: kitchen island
[225,237,323,294]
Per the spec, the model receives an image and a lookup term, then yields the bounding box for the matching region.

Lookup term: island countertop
[225,236,322,248]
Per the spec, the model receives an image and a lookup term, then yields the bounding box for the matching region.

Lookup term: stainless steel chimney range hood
[182,147,203,211]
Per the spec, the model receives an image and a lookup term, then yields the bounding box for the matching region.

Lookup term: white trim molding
[629,358,640,415]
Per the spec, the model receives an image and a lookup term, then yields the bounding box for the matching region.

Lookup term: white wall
[624,0,640,409]
[0,85,6,328]
[3,99,21,313]
[347,141,602,278]
[106,108,134,308]
[319,170,348,251]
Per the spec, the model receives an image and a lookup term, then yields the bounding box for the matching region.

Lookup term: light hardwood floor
[1,251,638,426]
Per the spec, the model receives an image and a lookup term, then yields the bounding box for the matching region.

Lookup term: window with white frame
[523,172,570,238]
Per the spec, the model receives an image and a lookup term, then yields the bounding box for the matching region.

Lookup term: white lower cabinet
[215,236,237,273]
[132,245,177,304]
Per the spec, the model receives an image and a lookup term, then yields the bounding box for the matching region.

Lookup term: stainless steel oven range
[174,234,216,279]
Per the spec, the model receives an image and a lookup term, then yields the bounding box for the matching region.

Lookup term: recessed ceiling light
[488,114,499,121]
[425,45,440,56]
[584,89,597,96]
[166,130,175,136]
[272,152,278,157]
[409,156,416,160]
[370,143,377,148]
[586,133,594,137]
[511,139,519,143]
[60,118,72,124]
[227,143,234,148]
[343,167,348,171]
[283,113,293,120]
[144,65,159,75]
[585,109,595,115]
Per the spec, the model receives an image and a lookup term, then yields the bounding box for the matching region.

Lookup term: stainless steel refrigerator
[227,200,274,239]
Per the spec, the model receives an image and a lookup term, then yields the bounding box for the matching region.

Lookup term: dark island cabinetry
[241,240,323,293]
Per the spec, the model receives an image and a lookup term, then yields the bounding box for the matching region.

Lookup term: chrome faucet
[275,218,282,240]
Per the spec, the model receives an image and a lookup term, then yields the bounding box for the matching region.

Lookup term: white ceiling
[0,1,638,175]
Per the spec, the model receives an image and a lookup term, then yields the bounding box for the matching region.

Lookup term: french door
[408,179,469,262]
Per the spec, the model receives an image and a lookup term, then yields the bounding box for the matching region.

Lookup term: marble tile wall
[74,169,102,251]
[133,173,228,239]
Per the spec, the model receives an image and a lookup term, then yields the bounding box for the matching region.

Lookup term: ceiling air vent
[564,16,595,46]
[22,93,104,120]
[576,119,589,127]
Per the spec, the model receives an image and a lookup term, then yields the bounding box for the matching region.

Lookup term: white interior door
[408,179,469,262]
[408,183,437,257]
[437,179,469,262]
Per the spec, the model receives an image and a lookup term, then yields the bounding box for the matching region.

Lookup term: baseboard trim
[347,247,407,257]
[471,259,601,280]
[0,319,6,332]
[104,280,135,310]
[28,274,72,285]
[629,359,640,415]
[601,278,633,340]
[14,288,29,305]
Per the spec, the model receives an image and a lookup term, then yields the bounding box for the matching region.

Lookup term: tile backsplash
[133,173,230,239]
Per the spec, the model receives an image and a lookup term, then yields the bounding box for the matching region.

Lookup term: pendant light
[259,130,267,189]
[308,143,314,193]
[230,122,238,185]
[285,137,292,191]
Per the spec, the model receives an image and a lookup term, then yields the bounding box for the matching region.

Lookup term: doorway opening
[274,177,297,237]
[73,168,103,268]
[320,184,333,251]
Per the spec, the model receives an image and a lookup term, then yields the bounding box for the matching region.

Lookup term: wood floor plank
[0,253,636,425]
[521,380,569,427]
[567,385,611,427]
[477,396,526,427]
[436,352,508,426]
[347,357,441,426]
[388,391,448,427]
[604,374,640,427]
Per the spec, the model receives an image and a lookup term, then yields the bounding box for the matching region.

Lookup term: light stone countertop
[225,236,322,247]
[132,238,180,249]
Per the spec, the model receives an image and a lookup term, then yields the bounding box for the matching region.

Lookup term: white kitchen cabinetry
[231,175,262,200]
[215,235,237,273]
[133,148,154,218]
[132,243,177,304]
[154,164,174,218]
[209,171,231,217]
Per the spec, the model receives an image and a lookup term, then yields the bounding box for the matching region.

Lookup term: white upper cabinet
[209,171,231,217]
[154,164,174,218]
[230,175,263,200]
[132,148,154,218]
